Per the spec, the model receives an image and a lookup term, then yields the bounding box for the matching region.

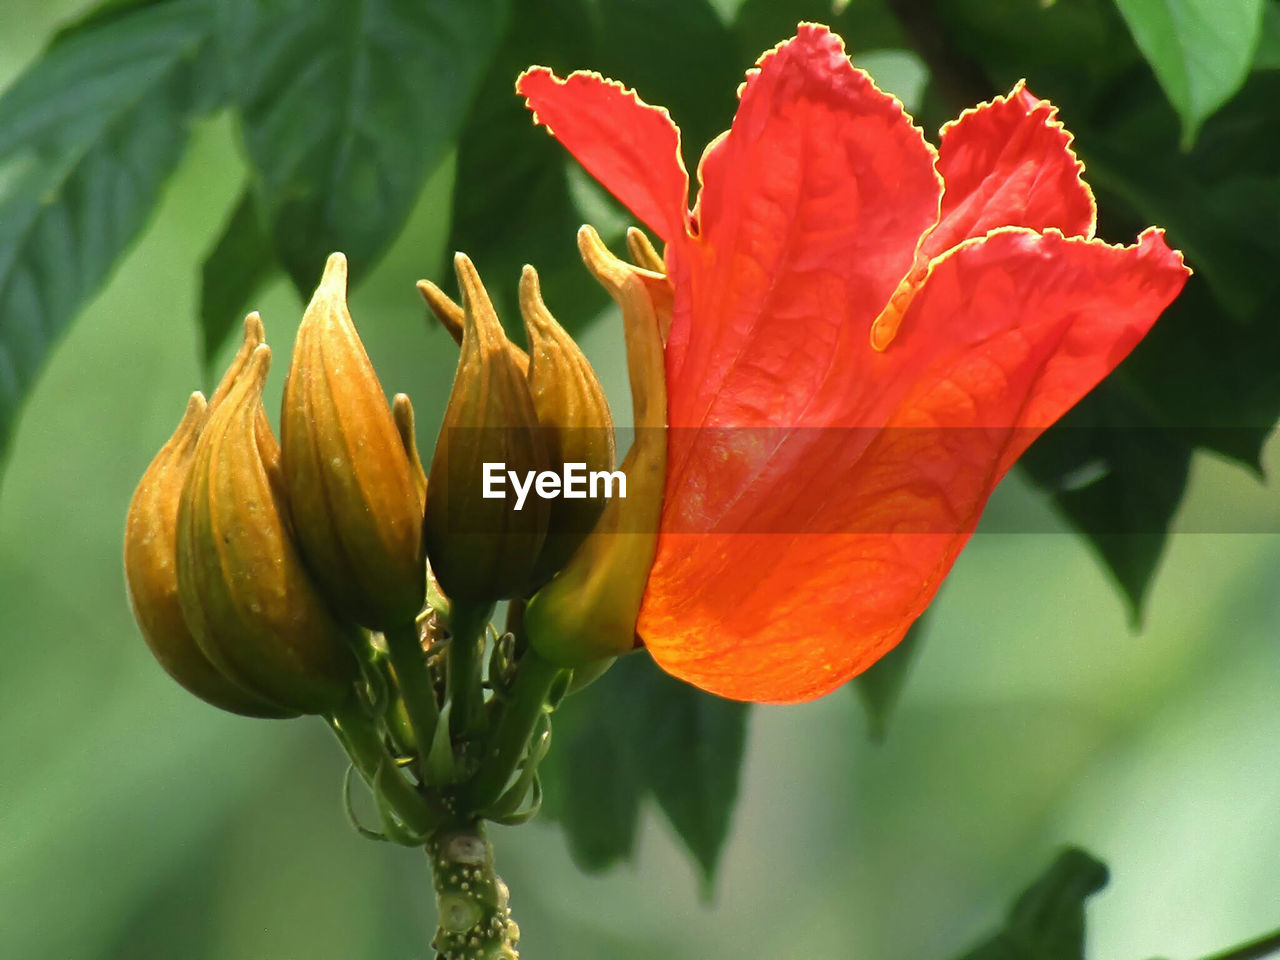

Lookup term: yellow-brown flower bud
[392,392,427,510]
[424,254,551,605]
[625,225,664,274]
[281,253,425,629]
[124,393,294,718]
[625,227,673,341]
[523,226,669,666]
[177,343,359,714]
[519,264,616,581]
[213,312,281,470]
[417,276,530,375]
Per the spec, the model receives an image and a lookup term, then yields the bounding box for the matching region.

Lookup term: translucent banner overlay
[429,427,1278,535]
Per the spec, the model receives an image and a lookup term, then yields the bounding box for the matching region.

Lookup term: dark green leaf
[1020,381,1191,622]
[1256,1,1280,70]
[1111,0,1264,147]
[614,652,748,894]
[0,0,216,466]
[595,0,741,168]
[217,0,509,296]
[955,848,1109,960]
[50,0,174,47]
[445,0,607,339]
[540,660,646,872]
[851,612,929,742]
[543,653,749,891]
[198,188,275,376]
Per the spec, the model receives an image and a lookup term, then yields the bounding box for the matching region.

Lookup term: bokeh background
[2,1,1278,958]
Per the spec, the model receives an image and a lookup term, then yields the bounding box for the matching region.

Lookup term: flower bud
[417,277,530,375]
[519,264,616,581]
[213,312,281,470]
[424,254,551,605]
[281,253,425,629]
[625,225,664,274]
[177,343,359,714]
[523,226,669,665]
[124,393,295,718]
[625,227,673,341]
[392,392,427,510]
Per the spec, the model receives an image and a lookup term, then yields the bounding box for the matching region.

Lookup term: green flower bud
[523,226,669,666]
[424,255,551,605]
[281,253,425,629]
[124,392,294,718]
[177,343,360,714]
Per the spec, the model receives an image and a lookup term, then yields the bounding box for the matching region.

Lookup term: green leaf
[1256,1,1280,70]
[1111,0,1264,147]
[1020,381,1191,622]
[445,0,607,338]
[217,0,509,297]
[615,653,749,894]
[0,0,217,468]
[851,612,929,742]
[954,848,1109,960]
[198,188,275,376]
[540,660,646,872]
[49,0,174,46]
[543,653,749,891]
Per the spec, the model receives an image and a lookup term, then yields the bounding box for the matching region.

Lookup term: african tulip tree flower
[518,23,1189,703]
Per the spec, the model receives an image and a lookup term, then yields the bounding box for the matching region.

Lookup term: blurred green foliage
[1,0,1279,957]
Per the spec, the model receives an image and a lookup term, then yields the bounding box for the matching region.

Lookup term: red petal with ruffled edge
[925,81,1097,256]
[663,22,941,491]
[519,25,1190,703]
[517,67,689,243]
[871,82,1100,349]
[641,227,1187,702]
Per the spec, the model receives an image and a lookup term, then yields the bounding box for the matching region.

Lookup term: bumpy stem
[427,822,520,960]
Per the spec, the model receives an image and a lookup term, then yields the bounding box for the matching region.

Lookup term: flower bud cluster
[125,257,425,716]
[125,229,670,720]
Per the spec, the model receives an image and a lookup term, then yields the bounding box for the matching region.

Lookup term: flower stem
[427,822,519,960]
[328,701,442,835]
[447,602,491,739]
[1198,928,1280,960]
[464,648,564,813]
[383,620,440,767]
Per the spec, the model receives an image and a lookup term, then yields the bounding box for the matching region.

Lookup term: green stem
[384,620,440,769]
[1199,928,1280,960]
[464,649,564,813]
[447,602,491,739]
[427,821,519,960]
[328,701,442,835]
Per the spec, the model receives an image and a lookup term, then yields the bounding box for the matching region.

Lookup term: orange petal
[923,81,1097,259]
[517,67,690,242]
[639,227,1189,703]
[664,22,941,494]
[870,83,1100,351]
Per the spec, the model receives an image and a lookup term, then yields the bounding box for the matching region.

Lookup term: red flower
[518,24,1189,703]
